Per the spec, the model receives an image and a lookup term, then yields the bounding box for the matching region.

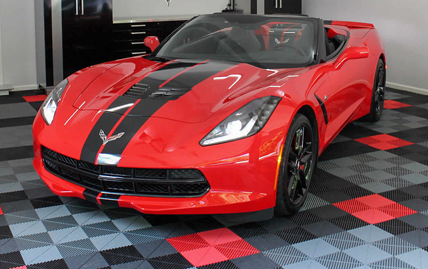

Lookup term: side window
[324,27,348,58]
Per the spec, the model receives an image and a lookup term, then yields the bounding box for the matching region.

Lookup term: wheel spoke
[294,127,304,155]
[378,86,385,101]
[301,151,312,164]
[288,174,297,200]
[289,151,297,160]
[299,141,312,161]
[298,170,307,189]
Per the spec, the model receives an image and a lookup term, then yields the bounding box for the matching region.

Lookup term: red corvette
[33,14,386,220]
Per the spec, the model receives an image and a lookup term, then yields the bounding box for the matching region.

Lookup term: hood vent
[123,83,151,98]
[124,83,190,100]
[149,87,190,99]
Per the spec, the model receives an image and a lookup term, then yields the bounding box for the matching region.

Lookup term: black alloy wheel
[275,114,318,216]
[367,59,386,122]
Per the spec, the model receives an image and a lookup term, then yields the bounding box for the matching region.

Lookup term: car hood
[73,58,299,123]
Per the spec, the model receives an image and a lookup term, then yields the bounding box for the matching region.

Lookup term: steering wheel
[272,43,306,57]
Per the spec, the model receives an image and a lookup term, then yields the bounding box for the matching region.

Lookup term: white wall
[113,0,230,20]
[303,0,428,94]
[0,0,38,90]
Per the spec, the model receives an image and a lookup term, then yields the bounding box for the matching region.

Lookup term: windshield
[151,14,317,68]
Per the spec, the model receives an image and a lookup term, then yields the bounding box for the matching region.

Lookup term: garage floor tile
[2,88,428,267]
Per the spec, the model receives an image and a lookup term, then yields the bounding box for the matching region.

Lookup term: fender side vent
[315,94,329,125]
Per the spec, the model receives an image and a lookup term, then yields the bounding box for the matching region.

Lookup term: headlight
[41,79,68,125]
[200,96,281,146]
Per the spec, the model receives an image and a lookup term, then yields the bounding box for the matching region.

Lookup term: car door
[316,29,368,142]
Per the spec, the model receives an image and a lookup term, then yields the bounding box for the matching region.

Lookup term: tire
[274,114,318,216]
[366,59,386,122]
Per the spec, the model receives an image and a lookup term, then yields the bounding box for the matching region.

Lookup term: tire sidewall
[369,59,386,122]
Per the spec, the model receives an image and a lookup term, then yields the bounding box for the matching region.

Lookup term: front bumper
[34,155,275,215]
[32,103,289,215]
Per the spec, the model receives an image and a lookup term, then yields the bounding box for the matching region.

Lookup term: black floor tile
[199,260,240,269]
[148,253,193,269]
[0,251,25,268]
[0,116,35,128]
[338,123,382,139]
[0,145,33,161]
[375,219,418,235]
[27,259,69,269]
[319,140,378,161]
[274,226,317,244]
[29,101,44,112]
[100,246,145,266]
[309,205,349,220]
[395,106,428,119]
[229,222,269,239]
[0,226,13,240]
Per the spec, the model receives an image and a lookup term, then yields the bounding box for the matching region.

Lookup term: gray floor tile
[0,103,36,119]
[396,248,428,269]
[402,173,428,184]
[398,230,428,248]
[20,245,62,265]
[372,235,419,255]
[349,225,393,243]
[293,238,340,258]
[344,244,392,264]
[360,182,395,193]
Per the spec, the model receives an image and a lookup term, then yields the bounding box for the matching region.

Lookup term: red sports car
[33,14,386,220]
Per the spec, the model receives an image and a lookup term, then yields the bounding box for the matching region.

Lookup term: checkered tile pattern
[1,88,428,268]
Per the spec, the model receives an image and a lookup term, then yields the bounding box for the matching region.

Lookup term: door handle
[275,0,279,8]
[279,0,282,8]
[81,0,84,15]
[75,0,79,15]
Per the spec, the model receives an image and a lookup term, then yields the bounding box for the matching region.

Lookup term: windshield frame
[147,14,322,69]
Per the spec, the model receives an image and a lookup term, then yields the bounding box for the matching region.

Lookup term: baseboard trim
[10,84,39,92]
[386,82,428,96]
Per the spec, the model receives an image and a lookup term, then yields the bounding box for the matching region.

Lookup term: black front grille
[41,146,210,197]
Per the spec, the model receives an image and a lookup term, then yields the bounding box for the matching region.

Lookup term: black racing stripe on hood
[80,61,200,164]
[163,61,235,90]
[123,61,199,99]
[80,97,135,163]
[124,61,236,100]
[99,99,167,157]
[99,61,236,160]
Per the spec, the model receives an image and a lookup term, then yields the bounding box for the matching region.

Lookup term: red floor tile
[198,228,241,245]
[384,100,411,109]
[357,194,396,207]
[378,203,418,218]
[355,134,414,150]
[167,234,208,252]
[181,246,228,267]
[215,240,259,259]
[22,94,47,102]
[167,228,259,267]
[352,209,395,224]
[334,194,417,224]
[334,199,371,214]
